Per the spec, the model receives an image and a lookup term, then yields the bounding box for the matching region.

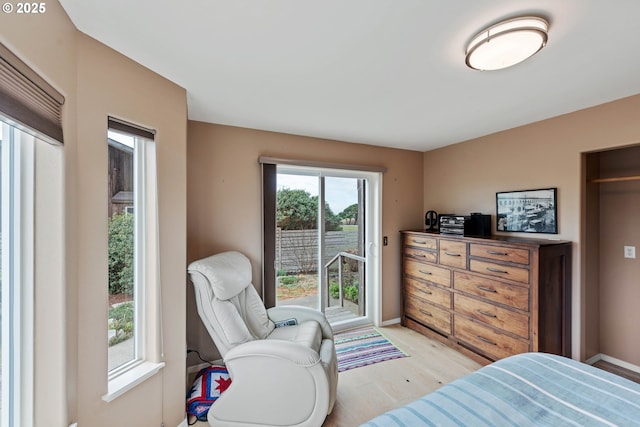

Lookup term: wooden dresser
[401,230,572,364]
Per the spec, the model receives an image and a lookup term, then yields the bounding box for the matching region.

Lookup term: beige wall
[186,122,424,359]
[75,34,187,427]
[2,2,187,426]
[423,94,640,360]
[2,3,78,425]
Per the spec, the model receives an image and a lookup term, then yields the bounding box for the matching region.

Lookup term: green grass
[341,224,358,231]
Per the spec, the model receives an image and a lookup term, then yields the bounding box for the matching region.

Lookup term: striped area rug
[334,327,408,372]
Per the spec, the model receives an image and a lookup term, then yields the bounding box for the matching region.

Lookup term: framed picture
[496,188,557,234]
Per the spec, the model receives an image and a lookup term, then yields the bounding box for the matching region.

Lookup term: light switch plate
[624,246,636,259]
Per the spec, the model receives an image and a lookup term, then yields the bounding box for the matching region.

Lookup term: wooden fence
[276,229,360,274]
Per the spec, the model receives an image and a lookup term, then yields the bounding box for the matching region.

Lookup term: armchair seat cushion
[267,321,322,353]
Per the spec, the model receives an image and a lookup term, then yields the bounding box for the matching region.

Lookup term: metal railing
[323,251,366,315]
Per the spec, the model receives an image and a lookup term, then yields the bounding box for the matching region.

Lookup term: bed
[361,352,640,427]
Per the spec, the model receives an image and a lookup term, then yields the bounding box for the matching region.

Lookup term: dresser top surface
[401,230,571,247]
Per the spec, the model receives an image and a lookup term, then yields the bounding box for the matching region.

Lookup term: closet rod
[589,175,640,183]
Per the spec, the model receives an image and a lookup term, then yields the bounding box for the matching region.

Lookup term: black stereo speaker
[465,213,491,236]
[439,213,491,236]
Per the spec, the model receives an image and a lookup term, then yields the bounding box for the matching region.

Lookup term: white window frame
[103,130,163,402]
[1,122,35,427]
[275,165,383,330]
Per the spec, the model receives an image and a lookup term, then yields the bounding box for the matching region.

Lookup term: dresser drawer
[405,259,451,287]
[406,295,451,335]
[454,293,529,339]
[469,259,529,284]
[404,233,437,250]
[470,243,529,265]
[405,277,452,308]
[439,239,467,269]
[404,247,437,263]
[453,272,529,311]
[454,315,529,360]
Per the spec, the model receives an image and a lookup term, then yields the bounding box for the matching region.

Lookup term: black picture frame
[496,188,558,234]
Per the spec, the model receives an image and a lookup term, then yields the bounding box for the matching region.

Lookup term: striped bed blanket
[361,352,640,427]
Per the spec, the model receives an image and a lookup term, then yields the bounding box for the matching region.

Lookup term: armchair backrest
[188,251,275,357]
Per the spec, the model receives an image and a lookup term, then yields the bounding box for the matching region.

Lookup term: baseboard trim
[585,353,602,365]
[586,353,640,374]
[380,317,401,327]
[177,416,188,427]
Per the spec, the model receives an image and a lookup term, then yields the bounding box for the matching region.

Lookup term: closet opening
[583,143,640,382]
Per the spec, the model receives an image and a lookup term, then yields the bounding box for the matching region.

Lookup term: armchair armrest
[224,339,320,367]
[267,305,334,340]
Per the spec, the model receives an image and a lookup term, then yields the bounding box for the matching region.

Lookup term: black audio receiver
[439,213,491,237]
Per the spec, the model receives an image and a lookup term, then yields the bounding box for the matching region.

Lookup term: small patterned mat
[335,327,408,372]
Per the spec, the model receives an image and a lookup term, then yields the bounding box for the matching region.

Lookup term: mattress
[361,352,640,426]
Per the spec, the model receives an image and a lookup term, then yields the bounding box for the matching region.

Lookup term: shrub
[108,213,134,295]
[344,285,359,302]
[108,301,134,346]
[329,282,359,302]
[329,282,339,299]
[279,275,298,287]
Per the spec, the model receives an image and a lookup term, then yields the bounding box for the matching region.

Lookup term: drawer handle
[444,252,461,257]
[412,252,427,258]
[418,270,432,275]
[419,309,433,317]
[487,250,508,256]
[413,239,427,244]
[486,267,508,274]
[418,288,433,295]
[477,335,497,346]
[476,285,497,293]
[477,309,497,318]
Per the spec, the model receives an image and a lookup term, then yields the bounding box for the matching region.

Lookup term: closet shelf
[588,175,640,183]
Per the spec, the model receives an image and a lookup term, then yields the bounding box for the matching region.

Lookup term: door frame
[260,157,383,329]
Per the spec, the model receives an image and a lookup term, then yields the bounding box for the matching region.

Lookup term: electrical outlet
[624,246,636,259]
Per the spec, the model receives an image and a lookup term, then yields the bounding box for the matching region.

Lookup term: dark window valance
[108,117,155,140]
[0,42,65,144]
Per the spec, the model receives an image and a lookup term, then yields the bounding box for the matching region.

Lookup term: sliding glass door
[272,165,380,329]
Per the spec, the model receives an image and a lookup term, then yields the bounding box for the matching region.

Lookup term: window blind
[0,42,65,144]
[108,116,155,140]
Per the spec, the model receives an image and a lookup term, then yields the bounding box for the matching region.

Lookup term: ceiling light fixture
[465,16,549,71]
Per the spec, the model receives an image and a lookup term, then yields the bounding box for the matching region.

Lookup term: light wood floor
[322,324,481,426]
[593,360,640,384]
[190,324,481,426]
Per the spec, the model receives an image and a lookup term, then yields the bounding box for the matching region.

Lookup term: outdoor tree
[277,188,317,230]
[339,203,359,224]
[276,188,344,275]
[277,188,342,231]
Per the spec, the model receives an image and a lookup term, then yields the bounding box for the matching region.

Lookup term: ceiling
[59,0,640,152]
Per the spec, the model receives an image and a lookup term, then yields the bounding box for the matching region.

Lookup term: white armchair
[188,251,338,427]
